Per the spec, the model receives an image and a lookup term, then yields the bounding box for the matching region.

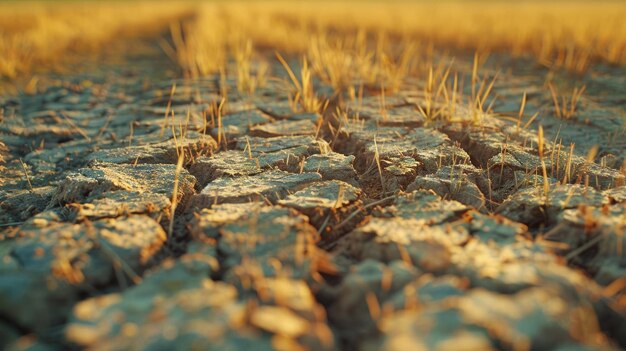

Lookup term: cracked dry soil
[1,34,626,351]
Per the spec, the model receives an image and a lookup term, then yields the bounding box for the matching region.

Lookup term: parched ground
[1,30,626,351]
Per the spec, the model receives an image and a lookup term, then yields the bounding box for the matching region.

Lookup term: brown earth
[1,29,625,351]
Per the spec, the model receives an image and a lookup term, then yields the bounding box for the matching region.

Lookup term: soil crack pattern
[1,2,626,350]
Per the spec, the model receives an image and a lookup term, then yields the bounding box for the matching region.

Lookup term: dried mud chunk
[278,180,364,241]
[249,278,335,350]
[486,146,540,172]
[303,152,358,184]
[573,152,614,185]
[256,100,296,119]
[66,279,243,351]
[189,139,319,188]
[50,172,99,205]
[189,151,263,188]
[385,274,468,311]
[448,239,589,294]
[442,118,535,167]
[49,163,196,209]
[0,186,55,223]
[234,135,330,173]
[250,119,317,137]
[190,170,321,206]
[604,186,626,204]
[362,302,494,351]
[236,135,330,155]
[565,155,624,190]
[3,122,83,147]
[333,123,401,158]
[545,205,625,257]
[190,202,265,239]
[356,94,407,108]
[353,104,425,127]
[86,131,216,165]
[253,110,319,123]
[340,124,468,174]
[407,165,487,210]
[464,211,529,245]
[333,273,469,347]
[210,109,272,140]
[23,139,98,174]
[253,278,317,315]
[338,217,464,273]
[292,112,322,122]
[71,190,171,220]
[278,180,361,210]
[496,184,608,227]
[457,288,610,350]
[487,159,561,204]
[192,205,325,279]
[0,215,165,331]
[141,80,219,106]
[382,156,420,179]
[544,204,626,285]
[488,147,624,191]
[403,140,470,175]
[360,156,421,196]
[368,288,611,351]
[189,144,324,189]
[326,260,420,341]
[374,190,469,224]
[66,253,335,350]
[446,119,624,190]
[484,149,547,198]
[14,214,166,278]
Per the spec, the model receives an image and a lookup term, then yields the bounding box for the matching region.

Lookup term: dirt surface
[1,30,626,351]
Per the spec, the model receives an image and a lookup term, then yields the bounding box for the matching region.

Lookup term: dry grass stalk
[168,152,185,239]
[537,126,550,205]
[548,83,586,120]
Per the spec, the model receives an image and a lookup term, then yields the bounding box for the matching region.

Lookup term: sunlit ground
[1,1,625,350]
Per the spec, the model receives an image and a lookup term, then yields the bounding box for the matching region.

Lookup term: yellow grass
[2,1,626,92]
[0,1,191,79]
[170,1,626,80]
[548,83,587,120]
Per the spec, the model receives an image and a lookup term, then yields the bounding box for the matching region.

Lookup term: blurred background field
[0,2,192,80]
[1,1,626,85]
